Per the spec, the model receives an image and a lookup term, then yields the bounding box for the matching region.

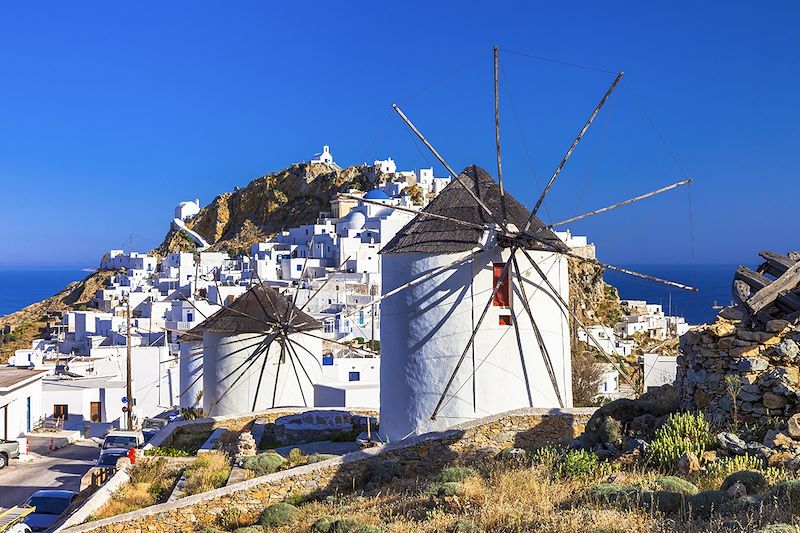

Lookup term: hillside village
[0,147,690,445]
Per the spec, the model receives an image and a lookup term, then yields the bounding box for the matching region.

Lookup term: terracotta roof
[0,368,47,390]
[380,165,567,255]
[185,284,321,337]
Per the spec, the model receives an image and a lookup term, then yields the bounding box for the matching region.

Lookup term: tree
[572,344,605,407]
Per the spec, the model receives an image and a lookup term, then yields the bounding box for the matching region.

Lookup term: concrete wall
[64,407,593,533]
[0,376,43,439]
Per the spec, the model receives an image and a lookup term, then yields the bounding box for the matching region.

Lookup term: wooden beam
[758,251,797,278]
[494,45,507,225]
[747,260,800,314]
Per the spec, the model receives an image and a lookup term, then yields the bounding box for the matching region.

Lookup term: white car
[101,430,144,450]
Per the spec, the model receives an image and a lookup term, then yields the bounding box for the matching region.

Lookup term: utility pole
[126,299,134,430]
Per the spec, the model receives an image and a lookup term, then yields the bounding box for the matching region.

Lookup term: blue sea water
[604,264,740,326]
[0,268,88,317]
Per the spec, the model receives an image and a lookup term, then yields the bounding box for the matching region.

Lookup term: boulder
[737,357,769,372]
[776,339,799,360]
[725,481,747,498]
[638,490,685,514]
[709,321,737,338]
[717,432,748,455]
[788,413,800,438]
[720,470,768,494]
[687,490,731,519]
[718,494,763,517]
[762,392,787,409]
[766,319,791,333]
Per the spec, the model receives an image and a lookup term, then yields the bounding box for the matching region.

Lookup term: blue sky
[0,1,797,268]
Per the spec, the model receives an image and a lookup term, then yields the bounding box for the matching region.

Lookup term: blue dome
[363,189,391,200]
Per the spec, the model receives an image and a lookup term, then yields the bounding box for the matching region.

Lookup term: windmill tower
[380,166,573,440]
[338,46,697,442]
[188,284,324,417]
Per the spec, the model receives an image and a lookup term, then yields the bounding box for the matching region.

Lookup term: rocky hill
[153,162,380,257]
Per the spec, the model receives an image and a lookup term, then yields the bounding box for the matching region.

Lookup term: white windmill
[340,47,696,441]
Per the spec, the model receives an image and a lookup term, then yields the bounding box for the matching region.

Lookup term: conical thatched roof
[380,165,567,255]
[186,284,321,337]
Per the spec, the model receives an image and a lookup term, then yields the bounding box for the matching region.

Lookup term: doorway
[90,402,102,423]
[53,404,68,420]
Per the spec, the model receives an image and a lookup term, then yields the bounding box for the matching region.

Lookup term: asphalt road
[0,440,100,509]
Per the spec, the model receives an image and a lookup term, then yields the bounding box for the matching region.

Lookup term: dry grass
[250,460,800,533]
[89,457,181,521]
[183,450,232,495]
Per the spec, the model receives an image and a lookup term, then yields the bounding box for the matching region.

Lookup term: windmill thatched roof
[381,165,567,255]
[185,284,321,337]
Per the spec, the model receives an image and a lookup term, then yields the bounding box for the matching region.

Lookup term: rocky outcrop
[677,309,800,425]
[153,162,380,257]
[568,257,623,329]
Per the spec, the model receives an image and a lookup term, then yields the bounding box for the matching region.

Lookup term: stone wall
[677,313,800,425]
[63,407,594,533]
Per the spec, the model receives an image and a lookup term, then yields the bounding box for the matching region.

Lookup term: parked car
[22,490,78,531]
[101,430,144,450]
[141,418,168,443]
[96,448,130,469]
[0,439,20,469]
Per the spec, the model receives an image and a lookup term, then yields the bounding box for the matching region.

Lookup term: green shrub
[144,447,191,457]
[196,528,224,533]
[703,456,788,491]
[437,467,475,483]
[638,490,685,514]
[217,506,246,529]
[311,516,335,533]
[452,519,479,533]
[766,480,800,512]
[183,451,231,495]
[719,494,763,516]
[644,412,713,469]
[584,484,640,508]
[527,445,562,470]
[241,451,287,476]
[233,528,263,533]
[562,449,601,478]
[326,518,375,532]
[687,490,730,519]
[258,502,299,528]
[425,481,464,497]
[720,470,768,494]
[652,476,699,496]
[287,447,306,465]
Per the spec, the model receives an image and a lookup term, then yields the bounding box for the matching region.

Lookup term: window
[499,314,512,326]
[324,321,334,334]
[358,310,365,326]
[348,371,361,382]
[296,264,302,271]
[53,404,68,421]
[492,263,511,307]
[322,356,334,366]
[187,312,193,322]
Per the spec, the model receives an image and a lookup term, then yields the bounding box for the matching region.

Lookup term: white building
[175,199,201,221]
[310,145,335,166]
[379,166,572,442]
[640,353,678,391]
[0,368,46,439]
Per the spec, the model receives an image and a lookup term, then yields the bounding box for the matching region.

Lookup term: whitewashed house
[0,368,46,440]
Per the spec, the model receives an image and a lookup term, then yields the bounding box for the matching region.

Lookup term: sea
[0,268,89,318]
[605,264,739,326]
[0,264,735,326]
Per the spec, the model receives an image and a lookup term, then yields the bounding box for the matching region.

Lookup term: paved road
[0,441,99,509]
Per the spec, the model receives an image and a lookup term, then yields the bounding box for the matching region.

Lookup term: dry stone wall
[677,310,800,425]
[64,407,593,533]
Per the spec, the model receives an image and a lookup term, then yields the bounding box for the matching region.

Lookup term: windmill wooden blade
[297,330,380,357]
[559,250,698,292]
[286,240,314,324]
[285,336,326,379]
[516,247,637,390]
[338,194,488,231]
[494,45,508,225]
[252,338,273,412]
[431,256,514,420]
[343,247,485,319]
[549,178,691,227]
[525,72,624,229]
[272,340,286,408]
[510,252,564,408]
[217,334,275,383]
[392,103,507,233]
[508,257,533,407]
[284,337,308,407]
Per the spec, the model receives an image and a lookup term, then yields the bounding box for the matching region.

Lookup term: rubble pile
[677,313,800,425]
